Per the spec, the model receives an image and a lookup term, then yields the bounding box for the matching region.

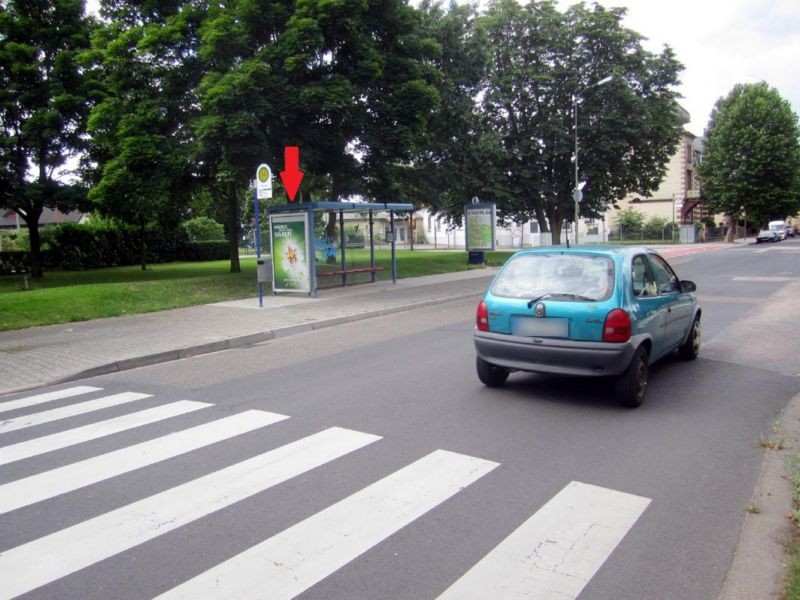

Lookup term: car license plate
[511,316,569,338]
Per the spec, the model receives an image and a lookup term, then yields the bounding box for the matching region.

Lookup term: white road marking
[732,276,796,282]
[0,426,380,600]
[438,481,651,600]
[156,449,499,600]
[0,392,152,434]
[0,409,286,514]
[0,400,211,466]
[0,386,102,414]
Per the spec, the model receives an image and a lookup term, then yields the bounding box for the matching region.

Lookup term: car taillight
[476,300,490,332]
[603,308,631,342]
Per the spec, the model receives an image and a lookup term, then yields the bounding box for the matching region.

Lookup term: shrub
[0,251,30,274]
[183,217,225,241]
[643,216,669,240]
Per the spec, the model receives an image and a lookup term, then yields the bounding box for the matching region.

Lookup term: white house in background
[415,208,612,250]
[603,129,706,241]
[0,207,88,231]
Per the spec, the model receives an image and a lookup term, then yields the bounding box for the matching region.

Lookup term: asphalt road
[2,240,800,599]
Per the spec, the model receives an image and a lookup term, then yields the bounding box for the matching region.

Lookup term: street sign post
[254,164,273,308]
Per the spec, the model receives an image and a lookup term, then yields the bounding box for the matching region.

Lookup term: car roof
[508,245,658,259]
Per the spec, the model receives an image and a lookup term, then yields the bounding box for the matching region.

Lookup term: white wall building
[415,208,612,249]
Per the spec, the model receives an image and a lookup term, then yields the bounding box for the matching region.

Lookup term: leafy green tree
[86,0,202,269]
[477,0,683,244]
[699,82,800,237]
[409,0,491,222]
[194,0,442,266]
[0,0,95,277]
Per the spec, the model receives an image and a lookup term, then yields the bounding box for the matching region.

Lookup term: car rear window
[491,253,614,301]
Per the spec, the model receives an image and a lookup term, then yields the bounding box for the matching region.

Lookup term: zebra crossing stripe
[156,449,500,600]
[0,426,380,600]
[0,400,212,467]
[0,392,152,434]
[437,481,651,600]
[0,409,287,514]
[0,386,103,415]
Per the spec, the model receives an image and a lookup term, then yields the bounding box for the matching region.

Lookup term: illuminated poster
[270,213,310,293]
[465,203,496,251]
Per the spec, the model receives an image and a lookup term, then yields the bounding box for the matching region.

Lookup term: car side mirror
[680,280,696,293]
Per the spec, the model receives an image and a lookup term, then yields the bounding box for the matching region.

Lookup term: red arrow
[279,146,304,202]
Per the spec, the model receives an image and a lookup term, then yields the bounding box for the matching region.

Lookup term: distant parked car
[786,227,795,238]
[756,230,779,243]
[768,220,787,240]
[474,246,701,408]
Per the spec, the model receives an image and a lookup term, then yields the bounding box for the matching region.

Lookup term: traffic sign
[256,164,273,200]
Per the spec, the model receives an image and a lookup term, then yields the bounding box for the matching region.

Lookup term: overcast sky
[556,0,800,136]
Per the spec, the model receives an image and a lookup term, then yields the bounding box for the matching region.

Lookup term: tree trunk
[139,217,147,271]
[227,181,241,273]
[24,209,44,278]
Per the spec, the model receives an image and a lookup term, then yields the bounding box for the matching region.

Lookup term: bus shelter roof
[267,201,414,213]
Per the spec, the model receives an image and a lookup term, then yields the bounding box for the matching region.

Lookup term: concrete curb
[717,391,800,600]
[50,292,480,387]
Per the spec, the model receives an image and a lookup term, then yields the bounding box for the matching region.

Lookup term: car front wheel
[678,316,701,360]
[476,356,509,388]
[615,346,649,408]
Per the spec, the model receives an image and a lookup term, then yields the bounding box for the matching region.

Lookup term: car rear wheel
[476,356,509,388]
[678,316,701,360]
[615,346,649,408]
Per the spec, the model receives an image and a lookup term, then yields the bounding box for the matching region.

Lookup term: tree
[86,0,202,269]
[409,0,492,222]
[476,0,683,244]
[0,0,95,277]
[699,82,800,238]
[194,0,442,268]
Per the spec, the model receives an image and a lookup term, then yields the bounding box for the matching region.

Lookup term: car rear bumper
[473,330,638,377]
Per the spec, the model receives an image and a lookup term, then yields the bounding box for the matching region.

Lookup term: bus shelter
[267,201,414,298]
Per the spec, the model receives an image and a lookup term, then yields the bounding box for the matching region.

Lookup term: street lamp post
[573,75,613,245]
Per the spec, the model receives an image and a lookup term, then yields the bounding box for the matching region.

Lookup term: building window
[529,221,540,234]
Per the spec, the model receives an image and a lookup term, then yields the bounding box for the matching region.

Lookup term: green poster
[465,205,496,251]
[270,214,310,292]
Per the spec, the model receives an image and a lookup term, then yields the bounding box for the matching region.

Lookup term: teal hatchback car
[473,246,701,407]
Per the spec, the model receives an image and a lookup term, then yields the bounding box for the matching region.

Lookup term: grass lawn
[0,250,511,331]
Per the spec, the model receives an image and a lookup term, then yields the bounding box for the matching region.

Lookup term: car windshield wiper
[527,293,552,308]
[527,293,596,308]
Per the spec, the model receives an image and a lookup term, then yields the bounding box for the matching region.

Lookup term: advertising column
[269,212,311,293]
[465,201,496,264]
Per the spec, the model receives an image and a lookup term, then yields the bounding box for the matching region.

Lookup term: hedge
[182,240,230,261]
[0,223,230,275]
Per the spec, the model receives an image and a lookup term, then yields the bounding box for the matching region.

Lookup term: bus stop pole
[390,210,397,283]
[254,187,263,308]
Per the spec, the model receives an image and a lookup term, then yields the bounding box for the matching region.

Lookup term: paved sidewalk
[0,269,498,396]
